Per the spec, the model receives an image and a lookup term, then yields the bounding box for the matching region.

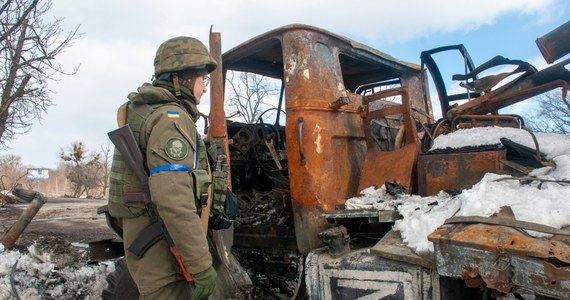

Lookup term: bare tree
[0,154,26,192]
[523,90,570,134]
[0,0,81,147]
[60,141,101,198]
[225,71,279,124]
[96,142,112,198]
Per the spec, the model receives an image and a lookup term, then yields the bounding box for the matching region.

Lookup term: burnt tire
[101,258,139,300]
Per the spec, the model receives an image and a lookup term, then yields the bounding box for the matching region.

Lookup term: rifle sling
[127,221,165,257]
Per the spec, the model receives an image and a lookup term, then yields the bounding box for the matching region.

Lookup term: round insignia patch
[165,137,188,160]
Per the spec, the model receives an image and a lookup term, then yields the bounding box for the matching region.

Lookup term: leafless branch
[0,0,81,147]
[225,71,279,124]
[523,90,570,134]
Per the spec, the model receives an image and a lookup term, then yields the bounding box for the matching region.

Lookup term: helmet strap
[172,73,182,97]
[187,77,197,93]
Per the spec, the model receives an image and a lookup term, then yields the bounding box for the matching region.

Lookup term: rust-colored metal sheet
[358,88,420,194]
[429,223,570,298]
[430,223,570,263]
[417,150,506,196]
[283,28,368,253]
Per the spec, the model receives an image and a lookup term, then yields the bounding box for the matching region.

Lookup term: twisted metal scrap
[494,176,570,189]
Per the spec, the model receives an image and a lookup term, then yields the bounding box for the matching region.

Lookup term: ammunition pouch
[208,169,239,230]
[192,168,211,210]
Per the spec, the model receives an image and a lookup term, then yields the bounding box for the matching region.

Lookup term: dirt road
[1,197,117,248]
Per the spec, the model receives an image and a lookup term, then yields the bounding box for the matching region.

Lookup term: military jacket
[112,83,211,295]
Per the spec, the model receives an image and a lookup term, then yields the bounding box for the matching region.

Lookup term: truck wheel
[101,258,139,300]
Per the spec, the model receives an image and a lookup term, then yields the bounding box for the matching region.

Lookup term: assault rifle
[108,124,193,282]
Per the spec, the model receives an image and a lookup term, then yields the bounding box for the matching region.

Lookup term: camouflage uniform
[108,37,217,299]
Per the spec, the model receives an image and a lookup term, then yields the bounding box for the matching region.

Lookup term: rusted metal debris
[235,188,291,227]
[429,209,570,299]
[417,149,508,196]
[536,20,570,64]
[1,184,38,204]
[1,190,46,249]
[318,225,351,258]
[358,88,420,194]
[421,20,570,127]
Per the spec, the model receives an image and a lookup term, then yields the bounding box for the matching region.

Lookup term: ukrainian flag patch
[167,111,180,118]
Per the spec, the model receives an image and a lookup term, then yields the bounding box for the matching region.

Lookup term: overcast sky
[3,0,569,169]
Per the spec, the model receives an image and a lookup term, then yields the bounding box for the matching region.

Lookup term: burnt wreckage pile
[228,121,290,228]
[226,121,300,298]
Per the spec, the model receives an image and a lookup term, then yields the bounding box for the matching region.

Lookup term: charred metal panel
[401,72,433,123]
[510,255,570,299]
[432,242,513,292]
[430,223,570,263]
[417,150,506,196]
[430,223,570,298]
[305,247,435,299]
[358,88,420,194]
[324,208,401,224]
[233,225,297,250]
[431,238,570,298]
[223,24,422,83]
[283,28,367,254]
[372,229,434,270]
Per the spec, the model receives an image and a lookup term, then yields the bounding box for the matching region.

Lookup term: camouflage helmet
[154,36,217,77]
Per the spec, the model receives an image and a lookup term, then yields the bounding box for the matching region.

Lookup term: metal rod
[1,192,46,249]
[536,20,570,64]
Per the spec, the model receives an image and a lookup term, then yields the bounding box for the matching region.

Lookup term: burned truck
[95,22,570,299]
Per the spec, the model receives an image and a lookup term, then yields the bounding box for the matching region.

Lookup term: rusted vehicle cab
[223,24,430,253]
[222,24,433,298]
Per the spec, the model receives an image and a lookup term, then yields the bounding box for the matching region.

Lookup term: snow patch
[348,127,570,253]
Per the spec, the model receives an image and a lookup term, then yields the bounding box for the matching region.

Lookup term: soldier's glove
[192,265,217,300]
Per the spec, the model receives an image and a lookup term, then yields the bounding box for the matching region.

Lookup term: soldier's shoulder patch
[166,110,180,118]
[165,137,188,160]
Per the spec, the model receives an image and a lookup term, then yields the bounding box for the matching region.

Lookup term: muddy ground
[0,197,118,300]
[0,197,117,249]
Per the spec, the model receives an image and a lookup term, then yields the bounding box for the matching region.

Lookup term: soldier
[108,36,217,299]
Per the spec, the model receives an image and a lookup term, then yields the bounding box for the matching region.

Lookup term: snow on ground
[346,127,570,254]
[0,241,114,300]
